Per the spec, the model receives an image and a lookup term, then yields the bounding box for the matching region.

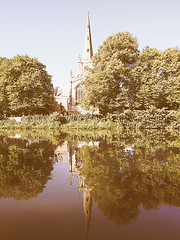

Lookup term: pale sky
[0,0,179,88]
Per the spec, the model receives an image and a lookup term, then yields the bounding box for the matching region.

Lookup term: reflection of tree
[80,132,180,226]
[0,136,54,200]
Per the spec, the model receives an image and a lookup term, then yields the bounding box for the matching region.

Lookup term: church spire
[83,11,93,67]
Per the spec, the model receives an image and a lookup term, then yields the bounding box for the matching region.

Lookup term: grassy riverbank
[0,109,179,130]
[61,109,180,130]
[0,113,62,130]
[0,112,123,130]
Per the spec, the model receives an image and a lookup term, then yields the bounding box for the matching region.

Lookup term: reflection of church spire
[83,188,92,238]
[68,141,93,238]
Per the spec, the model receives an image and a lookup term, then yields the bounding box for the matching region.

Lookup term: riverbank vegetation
[0,112,62,129]
[0,109,179,131]
[62,108,180,129]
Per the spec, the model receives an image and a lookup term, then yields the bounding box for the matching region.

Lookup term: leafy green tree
[82,30,180,113]
[135,47,180,110]
[0,57,10,118]
[82,32,139,115]
[164,76,180,110]
[0,55,54,116]
[134,47,161,109]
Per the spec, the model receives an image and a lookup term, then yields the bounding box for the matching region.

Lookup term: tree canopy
[82,32,180,115]
[82,32,139,114]
[136,47,180,110]
[0,55,54,117]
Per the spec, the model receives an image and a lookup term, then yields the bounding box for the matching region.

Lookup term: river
[0,130,179,240]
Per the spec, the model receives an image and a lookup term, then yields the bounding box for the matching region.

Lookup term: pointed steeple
[83,11,93,68]
[78,54,83,74]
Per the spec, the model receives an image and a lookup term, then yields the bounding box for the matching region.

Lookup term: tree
[160,48,180,109]
[165,76,180,109]
[0,57,10,118]
[82,31,180,114]
[82,32,139,115]
[0,55,54,116]
[134,47,161,109]
[135,47,180,110]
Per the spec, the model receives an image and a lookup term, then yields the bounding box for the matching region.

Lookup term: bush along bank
[0,108,179,130]
[0,112,123,130]
[0,112,64,130]
[61,108,180,130]
[61,114,123,130]
[111,108,180,129]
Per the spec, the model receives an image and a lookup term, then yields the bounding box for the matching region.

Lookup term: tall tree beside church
[82,32,139,114]
[0,55,54,116]
[165,76,180,109]
[160,48,180,109]
[135,47,180,110]
[0,58,8,117]
[134,47,162,110]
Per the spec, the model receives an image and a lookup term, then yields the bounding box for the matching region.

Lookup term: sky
[0,0,179,88]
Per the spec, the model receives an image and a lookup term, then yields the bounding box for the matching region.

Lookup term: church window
[87,37,89,40]
[87,49,89,52]
[76,85,83,103]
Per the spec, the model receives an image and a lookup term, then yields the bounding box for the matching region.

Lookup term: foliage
[113,108,180,129]
[61,114,123,130]
[0,113,64,129]
[165,75,180,109]
[136,47,180,110]
[0,109,179,131]
[0,55,54,117]
[0,58,10,117]
[22,112,63,129]
[62,109,180,130]
[82,32,139,114]
[82,32,180,114]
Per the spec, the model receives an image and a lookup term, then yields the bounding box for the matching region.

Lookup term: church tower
[55,12,94,114]
[69,12,93,113]
[83,11,93,70]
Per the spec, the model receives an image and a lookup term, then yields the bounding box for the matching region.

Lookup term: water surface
[0,130,179,240]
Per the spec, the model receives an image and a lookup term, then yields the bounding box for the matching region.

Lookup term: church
[54,12,93,114]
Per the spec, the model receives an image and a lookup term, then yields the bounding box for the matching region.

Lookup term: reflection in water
[0,130,180,239]
[69,142,94,235]
[53,131,180,230]
[0,136,55,200]
[78,131,180,226]
[54,141,97,235]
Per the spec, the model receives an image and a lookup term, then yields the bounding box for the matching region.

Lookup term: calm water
[0,131,180,240]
